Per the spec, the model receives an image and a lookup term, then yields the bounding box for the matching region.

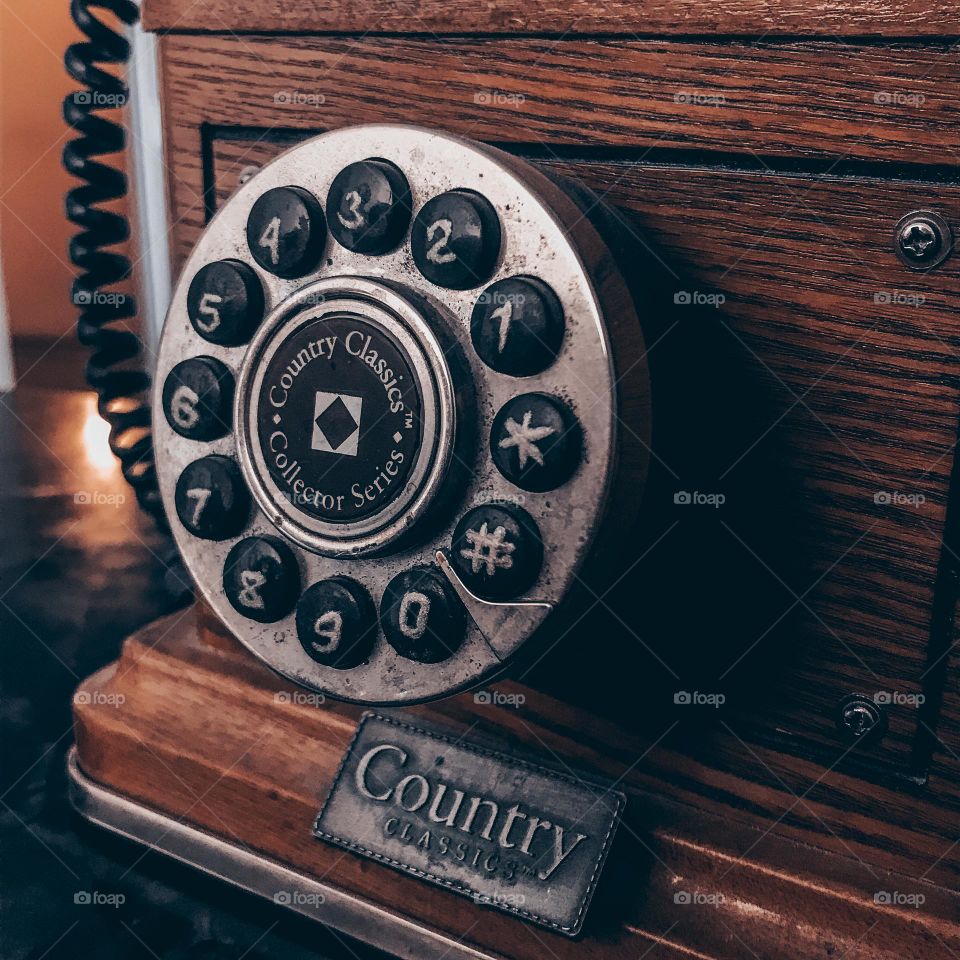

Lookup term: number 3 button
[246,186,326,278]
[412,189,501,290]
[223,536,300,623]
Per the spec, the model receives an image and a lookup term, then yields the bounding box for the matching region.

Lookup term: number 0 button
[187,260,264,346]
[296,577,377,669]
[223,536,300,623]
[174,455,250,540]
[162,357,234,441]
[491,393,581,491]
[451,504,543,601]
[412,189,501,290]
[246,186,326,278]
[380,566,466,663]
[326,159,411,255]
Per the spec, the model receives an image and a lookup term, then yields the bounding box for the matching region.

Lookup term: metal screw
[836,694,887,744]
[894,210,952,270]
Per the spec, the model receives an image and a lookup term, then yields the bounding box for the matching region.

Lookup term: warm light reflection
[81,394,119,479]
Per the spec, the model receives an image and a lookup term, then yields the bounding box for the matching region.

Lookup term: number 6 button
[411,189,501,289]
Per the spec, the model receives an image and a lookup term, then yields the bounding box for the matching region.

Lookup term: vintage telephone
[61,1,960,955]
[152,125,653,704]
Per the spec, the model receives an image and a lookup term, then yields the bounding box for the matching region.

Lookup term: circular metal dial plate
[153,124,647,704]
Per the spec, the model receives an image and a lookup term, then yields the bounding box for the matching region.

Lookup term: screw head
[894,211,952,270]
[836,694,887,744]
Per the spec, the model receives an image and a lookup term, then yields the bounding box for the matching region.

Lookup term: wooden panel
[142,0,960,38]
[153,31,960,775]
[73,616,960,960]
[173,112,960,772]
[156,35,960,165]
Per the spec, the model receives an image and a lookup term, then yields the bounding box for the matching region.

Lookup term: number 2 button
[412,189,501,290]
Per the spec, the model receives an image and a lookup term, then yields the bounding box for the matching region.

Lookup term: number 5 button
[187,260,264,346]
[412,189,501,289]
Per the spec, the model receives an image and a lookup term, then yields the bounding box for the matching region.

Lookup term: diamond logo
[312,392,362,456]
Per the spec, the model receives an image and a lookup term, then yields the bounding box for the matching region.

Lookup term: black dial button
[326,159,412,255]
[296,577,377,669]
[162,357,234,441]
[223,536,300,623]
[174,455,250,539]
[451,504,543,601]
[491,393,581,492]
[411,189,501,290]
[246,186,326,278]
[380,566,466,664]
[472,276,564,376]
[187,259,264,346]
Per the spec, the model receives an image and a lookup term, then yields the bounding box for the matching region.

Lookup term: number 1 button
[412,189,501,290]
[246,186,326,278]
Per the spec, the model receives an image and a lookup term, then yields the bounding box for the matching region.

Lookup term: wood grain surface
[132,22,960,928]
[141,0,960,38]
[156,35,960,167]
[72,614,960,960]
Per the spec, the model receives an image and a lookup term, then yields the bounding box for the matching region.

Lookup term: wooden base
[72,608,960,959]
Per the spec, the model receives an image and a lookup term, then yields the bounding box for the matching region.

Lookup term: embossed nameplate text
[313,713,625,935]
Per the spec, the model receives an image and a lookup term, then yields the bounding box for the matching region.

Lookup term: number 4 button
[246,186,326,279]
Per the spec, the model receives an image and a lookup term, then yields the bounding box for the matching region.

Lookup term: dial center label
[255,314,424,524]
